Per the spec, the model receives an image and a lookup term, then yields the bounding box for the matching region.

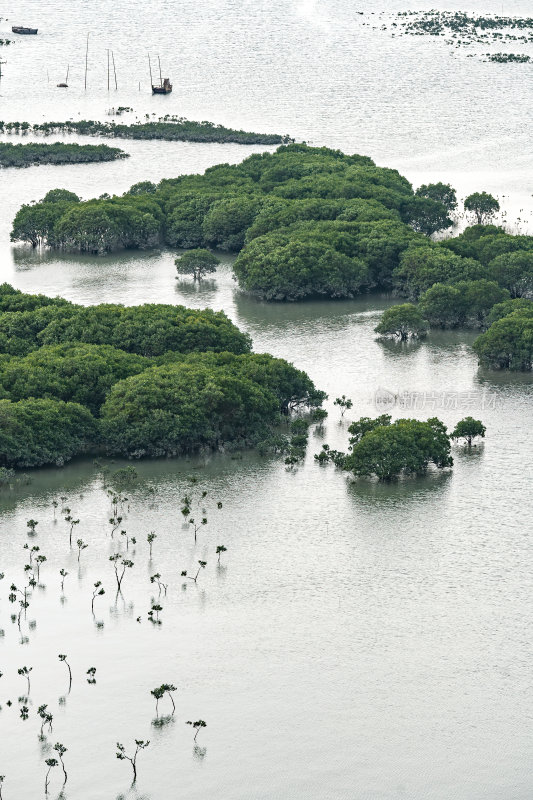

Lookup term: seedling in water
[58,655,72,693]
[64,515,79,546]
[76,539,88,562]
[109,555,134,595]
[53,743,68,785]
[182,561,207,583]
[35,554,47,581]
[91,581,105,614]
[147,531,157,558]
[44,758,58,794]
[87,667,96,684]
[150,683,177,716]
[186,719,207,741]
[59,569,68,592]
[216,545,227,564]
[52,500,58,519]
[0,775,4,799]
[20,704,29,720]
[116,740,149,784]
[18,665,32,695]
[147,603,163,624]
[189,517,207,543]
[38,704,53,737]
[26,519,38,535]
[150,573,167,596]
[109,515,123,537]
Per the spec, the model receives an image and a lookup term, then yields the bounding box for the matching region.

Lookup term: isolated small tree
[175,248,220,281]
[151,683,177,716]
[53,743,68,785]
[147,603,163,624]
[52,500,59,519]
[182,561,207,583]
[333,395,353,417]
[58,654,72,692]
[35,554,47,581]
[186,719,206,741]
[147,531,157,558]
[216,545,227,564]
[464,192,500,224]
[65,515,80,547]
[375,303,429,341]
[44,758,58,794]
[26,519,38,535]
[18,665,32,695]
[189,516,207,544]
[109,514,123,537]
[59,569,68,592]
[451,417,486,447]
[91,581,105,614]
[76,539,88,562]
[116,740,150,784]
[150,573,167,596]
[109,554,134,594]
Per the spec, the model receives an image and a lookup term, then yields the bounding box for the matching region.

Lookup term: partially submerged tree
[464,192,500,225]
[53,743,68,785]
[58,654,72,693]
[175,248,220,281]
[182,561,207,583]
[375,303,429,340]
[451,417,486,446]
[116,739,150,784]
[91,581,105,614]
[109,554,134,594]
[147,531,157,558]
[216,545,227,564]
[44,758,58,794]
[18,665,32,695]
[186,719,207,741]
[150,683,177,716]
[333,395,353,417]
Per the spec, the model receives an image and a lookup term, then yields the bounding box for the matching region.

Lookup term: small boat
[153,78,172,94]
[149,54,172,94]
[12,26,38,35]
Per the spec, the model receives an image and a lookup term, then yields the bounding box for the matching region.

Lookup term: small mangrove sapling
[44,758,58,794]
[17,665,32,695]
[58,654,72,692]
[147,531,157,558]
[109,555,134,594]
[150,573,167,596]
[38,704,53,736]
[76,539,88,562]
[147,603,163,624]
[26,519,38,535]
[181,560,207,583]
[87,667,96,684]
[116,740,150,784]
[216,545,227,564]
[53,743,67,785]
[186,719,207,741]
[150,683,177,716]
[91,581,105,614]
[59,569,68,592]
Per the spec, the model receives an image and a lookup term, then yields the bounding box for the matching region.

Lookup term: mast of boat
[158,55,162,87]
[148,53,153,87]
[66,64,70,83]
[84,32,90,90]
[107,49,110,91]
[112,51,117,89]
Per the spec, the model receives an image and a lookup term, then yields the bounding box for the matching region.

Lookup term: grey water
[0,0,532,798]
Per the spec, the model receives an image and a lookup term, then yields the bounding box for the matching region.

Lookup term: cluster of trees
[11,143,523,305]
[0,118,292,145]
[0,142,127,168]
[0,286,325,467]
[315,414,486,480]
[375,222,533,369]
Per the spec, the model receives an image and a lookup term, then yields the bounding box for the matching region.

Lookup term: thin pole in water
[112,51,117,90]
[107,49,110,91]
[148,53,153,87]
[84,32,90,90]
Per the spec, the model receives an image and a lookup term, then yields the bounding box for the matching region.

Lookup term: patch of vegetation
[0,142,127,168]
[0,118,292,145]
[0,286,325,467]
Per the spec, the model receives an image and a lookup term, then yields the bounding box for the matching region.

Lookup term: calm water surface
[0,1,532,798]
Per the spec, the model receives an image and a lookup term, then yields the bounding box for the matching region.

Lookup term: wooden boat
[12,26,38,35]
[153,78,172,94]
[149,55,172,94]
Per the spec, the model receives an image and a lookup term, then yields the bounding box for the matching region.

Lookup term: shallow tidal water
[0,0,533,798]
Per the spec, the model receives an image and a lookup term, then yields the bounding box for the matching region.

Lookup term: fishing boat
[12,26,38,35]
[149,55,172,94]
